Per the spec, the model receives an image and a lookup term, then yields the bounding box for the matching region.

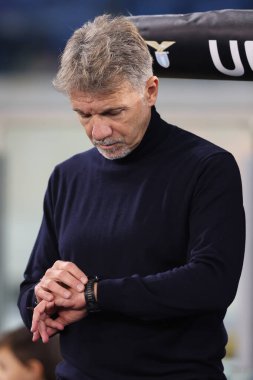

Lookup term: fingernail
[77,283,84,291]
[80,276,88,284]
[64,291,71,298]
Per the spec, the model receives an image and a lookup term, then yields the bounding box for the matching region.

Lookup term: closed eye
[101,108,125,116]
[74,110,91,119]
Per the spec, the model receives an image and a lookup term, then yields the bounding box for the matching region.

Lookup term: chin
[97,147,132,160]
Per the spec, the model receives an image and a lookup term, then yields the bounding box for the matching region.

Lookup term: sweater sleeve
[18,172,60,328]
[97,152,245,320]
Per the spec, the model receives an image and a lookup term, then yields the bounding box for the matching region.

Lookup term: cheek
[124,116,144,142]
[80,121,92,139]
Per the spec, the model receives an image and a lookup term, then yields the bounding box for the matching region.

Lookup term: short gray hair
[53,14,153,94]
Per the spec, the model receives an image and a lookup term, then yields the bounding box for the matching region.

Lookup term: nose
[91,117,113,141]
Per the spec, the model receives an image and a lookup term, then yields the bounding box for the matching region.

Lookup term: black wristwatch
[85,276,100,313]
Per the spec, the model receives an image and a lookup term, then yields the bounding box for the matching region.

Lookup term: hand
[31,299,87,343]
[35,260,88,304]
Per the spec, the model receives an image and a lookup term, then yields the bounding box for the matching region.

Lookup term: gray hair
[53,14,153,94]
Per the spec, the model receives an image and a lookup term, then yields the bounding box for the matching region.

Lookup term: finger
[54,290,85,310]
[35,283,54,302]
[37,261,88,300]
[32,329,41,342]
[40,268,85,296]
[52,260,88,285]
[39,276,72,299]
[38,320,50,343]
[44,317,64,331]
[31,303,44,333]
[32,326,60,342]
[32,314,64,342]
[31,301,55,333]
[46,326,60,338]
[31,310,46,333]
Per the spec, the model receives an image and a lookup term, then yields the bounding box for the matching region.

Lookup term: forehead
[69,81,141,110]
[70,90,120,105]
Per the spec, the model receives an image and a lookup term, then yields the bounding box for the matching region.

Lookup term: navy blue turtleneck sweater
[18,107,245,379]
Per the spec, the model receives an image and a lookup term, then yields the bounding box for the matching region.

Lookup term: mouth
[99,143,118,150]
[94,141,122,150]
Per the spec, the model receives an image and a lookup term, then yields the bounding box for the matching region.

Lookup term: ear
[145,76,159,106]
[27,359,44,379]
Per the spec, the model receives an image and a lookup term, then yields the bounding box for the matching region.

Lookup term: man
[18,14,245,380]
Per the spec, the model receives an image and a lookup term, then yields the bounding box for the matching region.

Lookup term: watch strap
[85,276,100,313]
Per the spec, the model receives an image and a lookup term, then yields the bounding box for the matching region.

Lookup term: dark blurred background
[0,0,252,73]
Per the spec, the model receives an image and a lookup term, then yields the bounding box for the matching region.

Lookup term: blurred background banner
[0,1,252,75]
[130,10,253,80]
